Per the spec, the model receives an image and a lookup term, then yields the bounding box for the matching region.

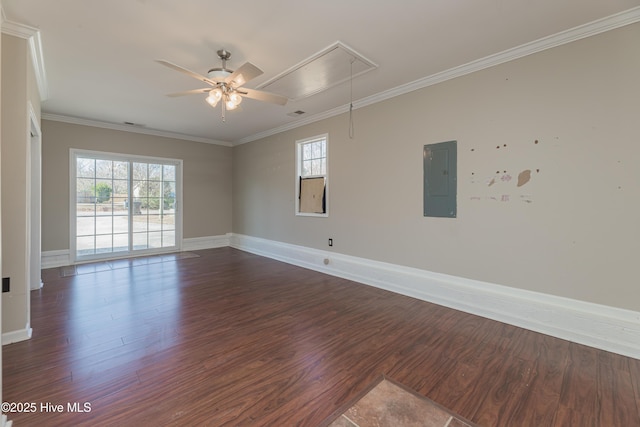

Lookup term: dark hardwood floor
[3,247,639,426]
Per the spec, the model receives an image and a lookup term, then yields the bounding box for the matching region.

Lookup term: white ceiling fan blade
[166,88,211,97]
[156,60,217,86]
[225,62,263,87]
[240,88,288,105]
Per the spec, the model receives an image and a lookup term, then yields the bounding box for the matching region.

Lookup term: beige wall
[1,34,33,333]
[1,0,4,404]
[233,23,640,312]
[41,120,233,251]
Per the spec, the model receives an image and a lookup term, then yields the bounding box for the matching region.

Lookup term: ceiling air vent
[287,110,306,117]
[257,41,377,101]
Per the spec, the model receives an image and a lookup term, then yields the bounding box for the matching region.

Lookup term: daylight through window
[296,135,328,216]
[72,150,181,262]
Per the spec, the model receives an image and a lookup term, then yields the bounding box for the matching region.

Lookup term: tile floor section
[323,376,478,427]
[58,252,200,277]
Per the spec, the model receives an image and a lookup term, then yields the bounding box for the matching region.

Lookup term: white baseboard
[183,234,231,251]
[2,325,33,345]
[41,249,70,269]
[230,233,640,360]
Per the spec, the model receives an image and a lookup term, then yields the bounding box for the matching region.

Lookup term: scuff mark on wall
[517,169,532,187]
[520,195,533,203]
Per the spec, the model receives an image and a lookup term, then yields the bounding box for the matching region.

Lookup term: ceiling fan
[157,49,288,121]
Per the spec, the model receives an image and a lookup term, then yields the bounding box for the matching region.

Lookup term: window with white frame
[296,134,328,216]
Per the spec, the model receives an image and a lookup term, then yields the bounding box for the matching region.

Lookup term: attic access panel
[256,41,377,101]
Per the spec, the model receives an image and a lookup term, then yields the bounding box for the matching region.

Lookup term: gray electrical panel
[423,141,457,218]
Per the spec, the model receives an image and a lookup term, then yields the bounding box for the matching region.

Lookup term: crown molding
[41,113,233,147]
[236,6,640,146]
[1,16,49,101]
[234,104,349,145]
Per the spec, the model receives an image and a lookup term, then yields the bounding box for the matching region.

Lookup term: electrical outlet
[328,238,333,247]
[2,277,9,293]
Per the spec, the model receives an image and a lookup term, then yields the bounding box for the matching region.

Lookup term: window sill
[296,212,328,218]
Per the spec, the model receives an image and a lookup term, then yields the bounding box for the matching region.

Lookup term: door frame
[28,103,43,290]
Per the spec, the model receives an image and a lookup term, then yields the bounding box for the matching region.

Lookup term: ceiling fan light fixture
[158,48,287,122]
[222,91,242,110]
[229,92,242,105]
[206,88,222,107]
[225,98,239,110]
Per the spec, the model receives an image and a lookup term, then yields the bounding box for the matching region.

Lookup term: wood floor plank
[3,247,639,426]
[559,342,598,412]
[596,351,638,427]
[631,357,640,421]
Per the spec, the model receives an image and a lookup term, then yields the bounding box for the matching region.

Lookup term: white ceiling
[3,0,640,145]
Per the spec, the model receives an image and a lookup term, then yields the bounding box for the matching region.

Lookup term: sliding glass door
[132,161,177,251]
[72,150,181,262]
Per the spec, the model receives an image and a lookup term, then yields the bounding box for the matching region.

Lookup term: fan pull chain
[349,104,354,139]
